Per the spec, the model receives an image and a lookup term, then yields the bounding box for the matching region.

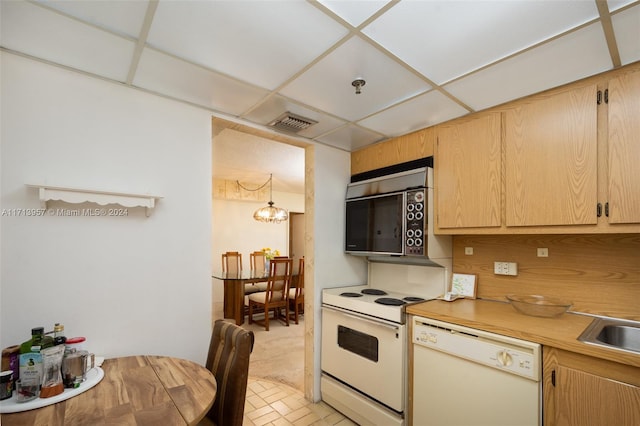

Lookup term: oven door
[321,305,405,412]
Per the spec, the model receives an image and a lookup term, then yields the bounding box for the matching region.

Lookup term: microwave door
[345,194,404,255]
[345,198,369,252]
[371,196,402,253]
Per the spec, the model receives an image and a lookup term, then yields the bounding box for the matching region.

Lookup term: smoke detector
[268,112,318,133]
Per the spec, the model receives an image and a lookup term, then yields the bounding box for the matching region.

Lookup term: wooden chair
[247,257,292,331]
[201,319,254,426]
[222,251,260,296]
[221,252,242,274]
[248,251,268,292]
[250,251,267,274]
[288,257,304,324]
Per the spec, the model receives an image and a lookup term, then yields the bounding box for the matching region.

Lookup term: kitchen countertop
[407,298,640,368]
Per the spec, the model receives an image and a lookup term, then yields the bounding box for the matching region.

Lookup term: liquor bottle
[53,323,67,345]
[19,327,54,354]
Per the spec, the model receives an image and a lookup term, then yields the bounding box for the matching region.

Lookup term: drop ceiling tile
[316,124,385,152]
[443,22,612,111]
[608,0,637,12]
[147,1,348,90]
[243,95,346,139]
[280,36,431,122]
[1,1,134,82]
[318,0,391,27]
[34,0,148,38]
[363,0,599,84]
[134,48,269,115]
[358,91,469,136]
[612,5,640,65]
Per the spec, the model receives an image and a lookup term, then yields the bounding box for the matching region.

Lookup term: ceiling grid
[1,0,638,191]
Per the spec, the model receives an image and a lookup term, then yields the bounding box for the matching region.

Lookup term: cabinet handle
[551,369,556,387]
[597,89,610,104]
[605,202,609,217]
[597,203,602,217]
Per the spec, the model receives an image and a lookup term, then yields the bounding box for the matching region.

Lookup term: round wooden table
[0,355,217,425]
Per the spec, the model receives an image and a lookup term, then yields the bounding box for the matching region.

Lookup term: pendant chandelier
[238,174,288,224]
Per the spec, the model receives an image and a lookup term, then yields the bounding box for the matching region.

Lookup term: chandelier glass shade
[253,201,289,224]
[237,174,288,224]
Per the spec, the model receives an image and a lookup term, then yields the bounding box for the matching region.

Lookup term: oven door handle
[322,305,401,331]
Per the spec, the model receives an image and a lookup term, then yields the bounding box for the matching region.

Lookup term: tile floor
[243,378,357,426]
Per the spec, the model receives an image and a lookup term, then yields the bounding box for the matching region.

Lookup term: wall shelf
[27,184,162,216]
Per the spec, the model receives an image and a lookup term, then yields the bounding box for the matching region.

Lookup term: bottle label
[30,345,42,352]
[19,353,43,387]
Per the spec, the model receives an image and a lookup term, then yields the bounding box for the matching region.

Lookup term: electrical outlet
[465,247,474,255]
[537,248,549,257]
[494,261,518,276]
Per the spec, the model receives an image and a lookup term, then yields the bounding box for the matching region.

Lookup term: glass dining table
[212,270,269,325]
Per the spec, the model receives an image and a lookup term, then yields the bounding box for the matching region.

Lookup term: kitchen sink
[578,317,640,354]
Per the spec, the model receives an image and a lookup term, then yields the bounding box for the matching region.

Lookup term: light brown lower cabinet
[543,347,640,426]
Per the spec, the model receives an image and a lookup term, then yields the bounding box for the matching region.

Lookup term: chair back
[205,320,255,426]
[249,251,266,275]
[294,257,304,299]
[265,257,292,303]
[222,252,242,274]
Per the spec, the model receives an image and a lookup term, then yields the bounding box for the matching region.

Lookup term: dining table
[212,270,269,325]
[0,355,217,425]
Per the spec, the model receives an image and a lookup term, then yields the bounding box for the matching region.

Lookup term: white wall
[0,53,212,363]
[310,144,367,398]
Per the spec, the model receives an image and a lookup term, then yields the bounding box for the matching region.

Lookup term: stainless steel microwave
[345,189,426,256]
[345,168,429,257]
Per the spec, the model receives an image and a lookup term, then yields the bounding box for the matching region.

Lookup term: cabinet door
[555,365,640,426]
[436,113,501,229]
[607,70,640,224]
[505,85,598,227]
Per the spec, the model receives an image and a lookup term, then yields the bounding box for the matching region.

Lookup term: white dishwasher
[411,316,541,426]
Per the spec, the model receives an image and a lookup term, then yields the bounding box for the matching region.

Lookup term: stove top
[322,285,432,323]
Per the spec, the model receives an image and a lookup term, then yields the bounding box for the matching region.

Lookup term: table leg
[223,280,234,319]
[223,279,245,325]
[234,280,245,325]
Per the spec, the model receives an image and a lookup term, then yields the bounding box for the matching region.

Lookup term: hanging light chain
[236,174,272,194]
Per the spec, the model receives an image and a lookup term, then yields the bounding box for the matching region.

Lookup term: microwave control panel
[405,189,425,255]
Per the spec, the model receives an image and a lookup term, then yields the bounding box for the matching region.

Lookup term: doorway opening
[211,117,311,395]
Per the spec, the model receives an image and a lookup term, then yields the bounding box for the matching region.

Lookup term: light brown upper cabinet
[350,128,435,176]
[606,69,640,225]
[501,69,640,230]
[435,112,502,229]
[504,84,598,227]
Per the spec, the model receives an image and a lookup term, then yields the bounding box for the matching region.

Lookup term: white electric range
[321,262,450,426]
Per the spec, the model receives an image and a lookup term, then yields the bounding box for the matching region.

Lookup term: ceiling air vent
[268,112,317,133]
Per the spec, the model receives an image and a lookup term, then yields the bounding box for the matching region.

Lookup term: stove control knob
[497,350,513,367]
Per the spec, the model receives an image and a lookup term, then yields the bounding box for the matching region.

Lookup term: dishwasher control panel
[413,316,541,381]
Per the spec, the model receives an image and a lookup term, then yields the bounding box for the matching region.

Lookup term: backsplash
[452,234,640,321]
